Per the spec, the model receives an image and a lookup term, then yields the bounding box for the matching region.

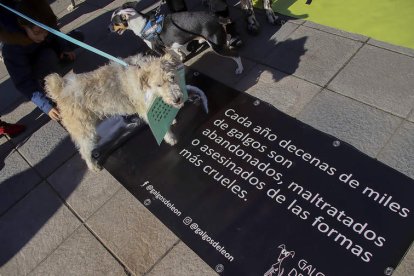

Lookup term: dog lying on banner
[109,2,243,74]
[45,54,186,171]
[206,0,312,34]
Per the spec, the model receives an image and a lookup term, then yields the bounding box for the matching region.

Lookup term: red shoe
[0,121,26,137]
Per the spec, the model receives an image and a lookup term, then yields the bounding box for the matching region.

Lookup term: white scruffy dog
[44,54,184,171]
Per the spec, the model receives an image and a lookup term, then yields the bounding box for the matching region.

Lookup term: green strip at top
[254,0,414,50]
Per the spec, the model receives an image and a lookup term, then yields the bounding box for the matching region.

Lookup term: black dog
[109,2,243,74]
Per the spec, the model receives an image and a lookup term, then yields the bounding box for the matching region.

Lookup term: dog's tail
[44,73,64,101]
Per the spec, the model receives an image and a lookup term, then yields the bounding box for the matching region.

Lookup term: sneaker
[0,121,26,138]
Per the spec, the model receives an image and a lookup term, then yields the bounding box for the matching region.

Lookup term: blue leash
[0,2,128,67]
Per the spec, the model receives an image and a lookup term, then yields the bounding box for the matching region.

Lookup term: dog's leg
[65,119,101,171]
[263,0,280,25]
[164,129,177,145]
[78,135,101,172]
[241,0,260,34]
[140,114,177,145]
[169,43,187,61]
[210,43,244,74]
[177,49,187,61]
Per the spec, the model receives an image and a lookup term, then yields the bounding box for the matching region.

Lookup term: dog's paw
[266,10,279,25]
[164,133,178,146]
[246,21,260,35]
[166,137,178,146]
[244,10,260,35]
[86,159,103,172]
[88,163,103,172]
[91,164,103,172]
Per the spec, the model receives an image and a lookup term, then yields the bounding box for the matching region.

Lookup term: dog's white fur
[44,54,184,171]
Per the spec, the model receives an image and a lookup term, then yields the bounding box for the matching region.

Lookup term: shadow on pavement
[188,20,307,92]
[0,136,85,268]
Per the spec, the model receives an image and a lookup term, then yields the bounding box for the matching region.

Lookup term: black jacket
[0,0,65,103]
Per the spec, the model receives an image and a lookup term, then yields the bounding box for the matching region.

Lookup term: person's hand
[60,51,76,62]
[48,107,61,121]
[23,25,48,43]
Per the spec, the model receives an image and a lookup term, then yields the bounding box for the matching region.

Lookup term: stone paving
[0,0,413,275]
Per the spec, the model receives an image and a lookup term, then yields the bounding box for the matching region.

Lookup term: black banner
[104,71,414,276]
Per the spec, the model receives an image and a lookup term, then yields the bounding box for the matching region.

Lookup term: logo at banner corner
[215,264,224,273]
[264,244,295,276]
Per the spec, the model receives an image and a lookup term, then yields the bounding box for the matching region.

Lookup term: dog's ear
[117,8,138,21]
[160,53,181,72]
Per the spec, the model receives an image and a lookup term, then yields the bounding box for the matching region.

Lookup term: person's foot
[0,121,26,138]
